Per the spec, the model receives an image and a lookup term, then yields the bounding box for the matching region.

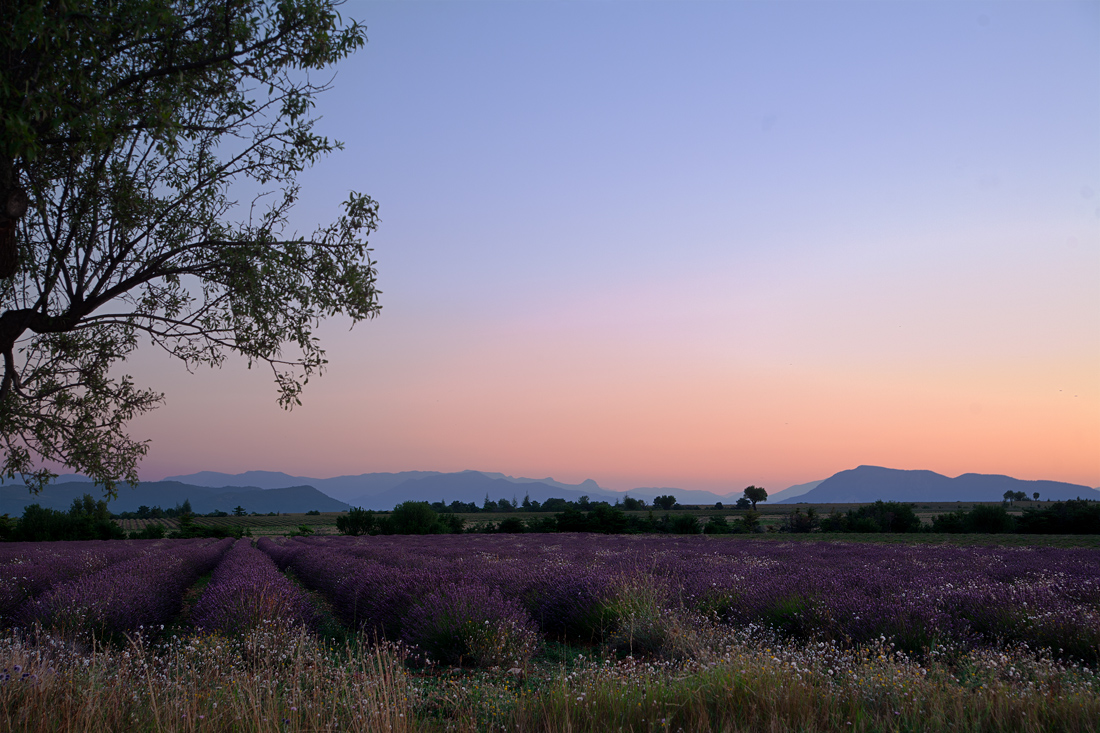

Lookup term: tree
[703,514,731,534]
[743,486,768,510]
[10,492,124,540]
[336,506,376,536]
[498,516,525,533]
[653,495,677,511]
[1,1,376,495]
[389,501,444,535]
[233,505,246,517]
[1033,492,1040,502]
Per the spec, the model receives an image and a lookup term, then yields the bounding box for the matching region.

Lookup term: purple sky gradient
[126,0,1098,492]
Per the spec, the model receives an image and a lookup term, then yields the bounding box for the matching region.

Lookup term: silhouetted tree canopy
[743,486,768,510]
[1,0,376,495]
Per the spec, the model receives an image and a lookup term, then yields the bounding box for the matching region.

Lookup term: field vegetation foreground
[0,534,1097,732]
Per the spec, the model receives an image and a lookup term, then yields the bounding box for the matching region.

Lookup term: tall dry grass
[0,613,1096,732]
[506,636,1100,733]
[0,623,411,732]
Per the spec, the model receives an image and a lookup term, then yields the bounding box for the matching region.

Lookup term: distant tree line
[423,493,683,515]
[0,495,252,542]
[113,502,274,519]
[337,493,1100,538]
[776,500,1100,535]
[931,500,1100,535]
[338,487,774,537]
[0,495,125,542]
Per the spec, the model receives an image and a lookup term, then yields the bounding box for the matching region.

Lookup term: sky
[128,0,1099,494]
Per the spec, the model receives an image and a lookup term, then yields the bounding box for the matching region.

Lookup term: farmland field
[1,534,1098,731]
[115,513,346,536]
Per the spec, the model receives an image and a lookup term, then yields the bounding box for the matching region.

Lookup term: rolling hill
[166,468,741,509]
[0,480,348,516]
[776,466,1100,504]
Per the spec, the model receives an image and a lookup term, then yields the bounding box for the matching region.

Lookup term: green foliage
[540,498,571,513]
[498,517,526,533]
[653,495,677,511]
[525,515,559,533]
[554,507,590,533]
[589,504,630,533]
[932,505,1015,534]
[622,495,646,510]
[438,513,466,534]
[388,501,444,535]
[553,505,633,534]
[168,514,245,539]
[738,509,761,533]
[5,494,125,541]
[780,507,819,533]
[743,486,768,509]
[1016,500,1100,534]
[129,522,166,540]
[703,515,731,534]
[819,501,922,533]
[669,514,701,534]
[1,0,375,496]
[931,500,1100,535]
[336,506,376,536]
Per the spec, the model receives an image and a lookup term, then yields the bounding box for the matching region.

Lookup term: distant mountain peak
[778,466,1099,504]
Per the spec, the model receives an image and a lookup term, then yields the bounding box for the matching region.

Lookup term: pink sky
[126,2,1098,493]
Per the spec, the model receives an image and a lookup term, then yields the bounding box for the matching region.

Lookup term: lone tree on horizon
[1,1,377,496]
[743,485,768,510]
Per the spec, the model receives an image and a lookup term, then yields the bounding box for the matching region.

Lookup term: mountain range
[1,466,1096,516]
[0,480,347,516]
[773,466,1100,504]
[162,469,743,509]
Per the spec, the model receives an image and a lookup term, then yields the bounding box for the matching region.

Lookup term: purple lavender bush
[23,538,232,638]
[191,540,318,634]
[0,541,154,625]
[517,564,614,641]
[261,534,1100,663]
[402,582,540,668]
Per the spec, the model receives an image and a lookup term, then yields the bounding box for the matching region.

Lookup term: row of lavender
[0,540,170,624]
[260,535,1100,663]
[1,538,232,637]
[190,539,317,634]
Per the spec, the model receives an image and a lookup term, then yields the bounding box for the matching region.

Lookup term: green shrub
[9,496,125,541]
[670,514,700,534]
[390,501,446,534]
[1016,500,1100,534]
[498,517,525,533]
[129,523,166,539]
[703,515,731,534]
[820,501,921,533]
[336,507,377,536]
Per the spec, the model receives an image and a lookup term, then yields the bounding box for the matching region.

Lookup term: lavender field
[1,535,1098,732]
[259,535,1100,664]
